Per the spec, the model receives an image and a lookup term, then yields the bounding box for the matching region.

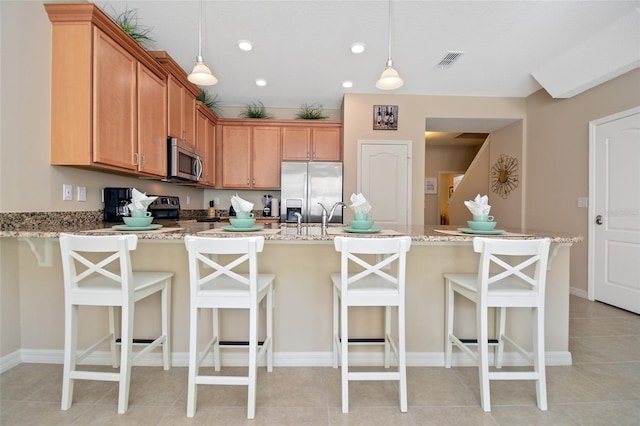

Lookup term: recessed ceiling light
[255,79,267,87]
[238,40,253,51]
[350,42,366,54]
[342,81,353,88]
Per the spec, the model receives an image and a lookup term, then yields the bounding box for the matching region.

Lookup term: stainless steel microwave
[167,137,203,182]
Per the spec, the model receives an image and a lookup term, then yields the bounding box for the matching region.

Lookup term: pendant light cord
[386,0,392,61]
[198,0,203,57]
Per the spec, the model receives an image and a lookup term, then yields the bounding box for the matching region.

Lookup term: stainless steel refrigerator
[280,162,344,223]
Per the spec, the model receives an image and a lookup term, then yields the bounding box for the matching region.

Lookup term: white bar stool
[444,237,551,412]
[59,233,172,414]
[184,236,274,419]
[331,236,412,413]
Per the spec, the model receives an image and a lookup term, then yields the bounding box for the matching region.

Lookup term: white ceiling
[99,1,639,110]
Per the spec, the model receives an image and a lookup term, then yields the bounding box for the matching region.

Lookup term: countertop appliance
[280,162,343,223]
[147,195,181,220]
[103,188,181,221]
[167,137,203,182]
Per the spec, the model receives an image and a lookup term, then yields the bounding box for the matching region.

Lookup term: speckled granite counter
[0,212,582,243]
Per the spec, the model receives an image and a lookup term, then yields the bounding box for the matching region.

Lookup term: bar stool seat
[444,237,551,412]
[184,236,274,419]
[59,233,172,414]
[331,236,412,413]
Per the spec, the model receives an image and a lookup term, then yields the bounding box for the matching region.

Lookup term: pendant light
[376,0,403,90]
[188,0,217,86]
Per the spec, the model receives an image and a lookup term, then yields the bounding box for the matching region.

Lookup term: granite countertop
[0,212,582,244]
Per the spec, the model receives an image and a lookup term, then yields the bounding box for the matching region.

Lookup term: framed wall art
[373,105,398,130]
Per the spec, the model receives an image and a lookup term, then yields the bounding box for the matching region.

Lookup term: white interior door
[358,140,411,227]
[589,107,640,314]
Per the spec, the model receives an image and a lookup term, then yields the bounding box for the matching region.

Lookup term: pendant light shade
[188,0,217,86]
[376,0,403,90]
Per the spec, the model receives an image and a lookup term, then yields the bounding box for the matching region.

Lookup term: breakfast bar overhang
[0,222,580,369]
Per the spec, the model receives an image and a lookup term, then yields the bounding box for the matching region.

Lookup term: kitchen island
[0,215,580,369]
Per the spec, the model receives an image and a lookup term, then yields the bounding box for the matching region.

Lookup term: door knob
[595,215,603,225]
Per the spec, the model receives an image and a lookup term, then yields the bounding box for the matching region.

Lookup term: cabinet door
[137,63,167,177]
[282,127,311,161]
[183,90,196,149]
[311,127,341,161]
[166,76,182,139]
[196,110,216,186]
[93,28,137,170]
[252,127,281,188]
[204,119,216,186]
[221,126,252,188]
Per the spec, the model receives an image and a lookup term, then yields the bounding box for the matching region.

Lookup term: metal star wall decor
[491,154,519,198]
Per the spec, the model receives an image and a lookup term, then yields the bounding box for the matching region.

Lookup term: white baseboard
[2,348,573,372]
[570,287,589,299]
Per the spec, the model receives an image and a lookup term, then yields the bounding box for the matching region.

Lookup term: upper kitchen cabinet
[220,123,281,189]
[151,51,199,150]
[196,103,218,187]
[45,3,168,178]
[282,122,342,161]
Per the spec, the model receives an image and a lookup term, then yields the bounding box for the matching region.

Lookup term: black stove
[148,195,180,220]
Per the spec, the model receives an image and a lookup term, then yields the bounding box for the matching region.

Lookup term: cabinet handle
[133,152,139,166]
[247,179,250,185]
[140,155,145,167]
[252,179,256,185]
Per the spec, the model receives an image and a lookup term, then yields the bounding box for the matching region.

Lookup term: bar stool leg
[61,304,78,410]
[187,307,199,418]
[477,303,491,412]
[117,303,135,414]
[247,306,258,420]
[341,300,349,413]
[398,304,407,412]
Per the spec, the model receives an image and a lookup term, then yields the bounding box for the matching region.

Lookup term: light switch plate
[77,186,87,202]
[63,184,73,201]
[578,197,588,208]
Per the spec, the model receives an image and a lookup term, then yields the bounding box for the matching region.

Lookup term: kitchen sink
[280,225,325,236]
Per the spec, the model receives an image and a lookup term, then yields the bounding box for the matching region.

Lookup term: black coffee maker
[103,187,132,222]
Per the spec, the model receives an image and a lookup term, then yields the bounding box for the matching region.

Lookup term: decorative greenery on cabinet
[296,103,328,120]
[240,101,272,119]
[108,7,155,49]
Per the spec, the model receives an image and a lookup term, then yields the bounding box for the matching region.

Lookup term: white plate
[458,228,505,235]
[112,224,162,232]
[343,227,382,234]
[222,225,265,232]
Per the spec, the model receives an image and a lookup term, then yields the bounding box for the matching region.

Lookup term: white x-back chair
[184,236,274,419]
[444,237,551,412]
[59,233,172,414]
[331,236,412,413]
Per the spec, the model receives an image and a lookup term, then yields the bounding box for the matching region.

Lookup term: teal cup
[472,214,494,222]
[230,218,255,228]
[235,211,255,219]
[131,210,152,218]
[355,212,368,220]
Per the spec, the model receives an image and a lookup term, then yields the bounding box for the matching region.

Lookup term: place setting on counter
[198,194,281,235]
[326,193,403,236]
[435,194,532,237]
[83,189,184,234]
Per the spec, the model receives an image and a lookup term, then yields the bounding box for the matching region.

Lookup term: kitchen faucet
[293,211,303,229]
[318,202,346,233]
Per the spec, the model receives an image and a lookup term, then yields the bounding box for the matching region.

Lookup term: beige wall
[448,145,490,225]
[488,121,524,229]
[526,68,640,294]
[342,94,527,226]
[0,239,21,357]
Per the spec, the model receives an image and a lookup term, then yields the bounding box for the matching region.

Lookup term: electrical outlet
[77,186,87,202]
[578,197,588,208]
[214,197,220,206]
[187,196,191,205]
[63,184,73,201]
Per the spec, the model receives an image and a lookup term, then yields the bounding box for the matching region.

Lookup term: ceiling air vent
[437,51,464,69]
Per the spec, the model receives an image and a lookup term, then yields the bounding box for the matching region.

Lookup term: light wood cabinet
[221,125,281,189]
[196,103,217,187]
[46,3,168,177]
[151,51,200,150]
[282,125,341,161]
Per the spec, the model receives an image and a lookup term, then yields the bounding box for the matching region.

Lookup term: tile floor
[1,295,639,425]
